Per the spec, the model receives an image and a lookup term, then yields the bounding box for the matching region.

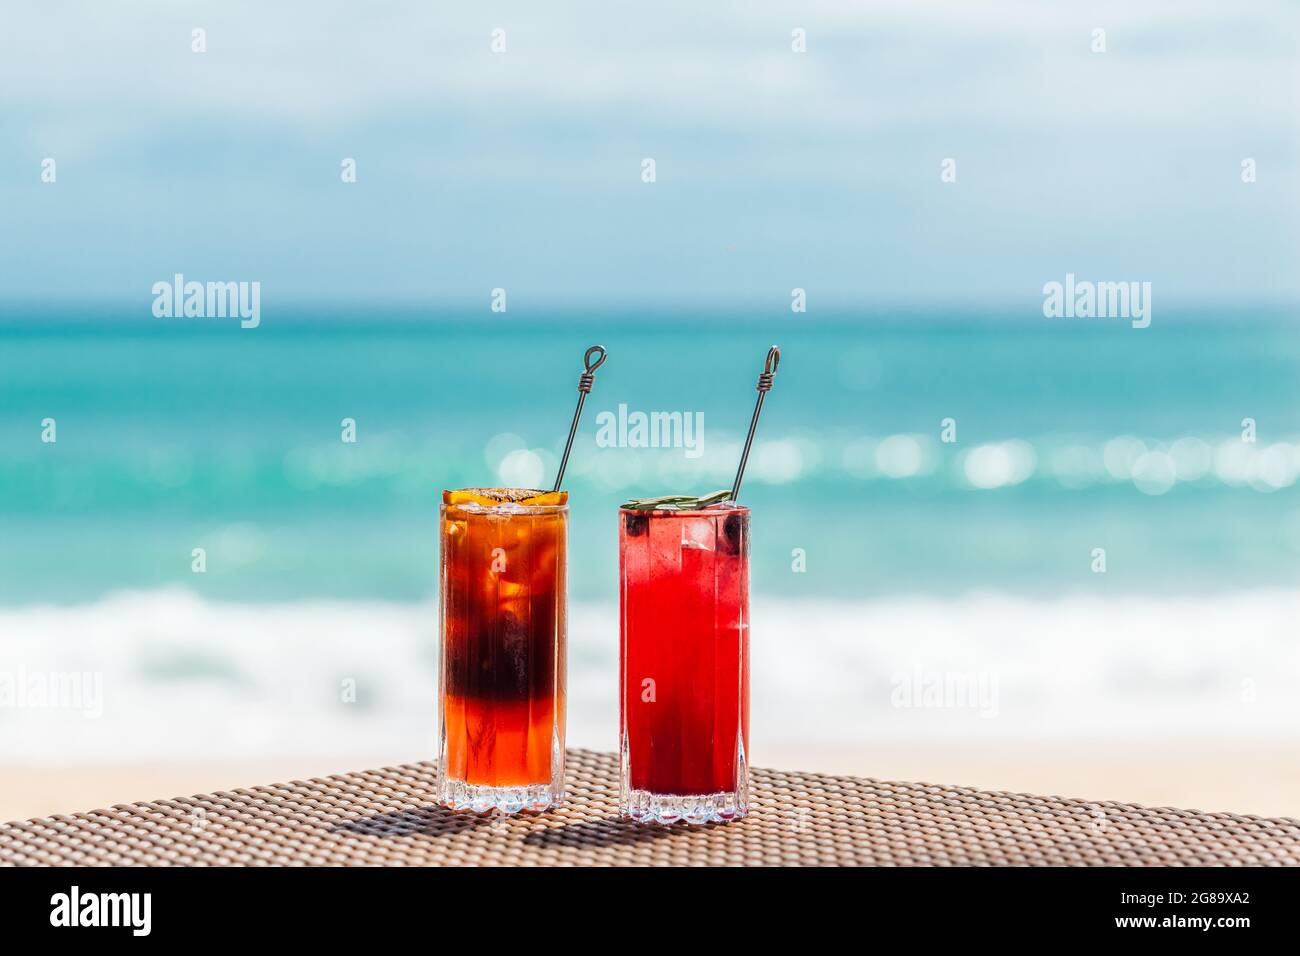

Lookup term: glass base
[437,779,562,815]
[620,788,749,825]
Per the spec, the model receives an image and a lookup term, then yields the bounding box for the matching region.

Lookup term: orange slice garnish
[444,488,567,507]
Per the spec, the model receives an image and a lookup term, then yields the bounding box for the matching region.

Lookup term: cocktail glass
[438,488,567,813]
[619,502,750,824]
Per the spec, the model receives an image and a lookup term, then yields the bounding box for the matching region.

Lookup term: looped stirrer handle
[578,345,607,393]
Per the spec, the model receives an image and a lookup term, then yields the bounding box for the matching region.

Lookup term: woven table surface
[3,749,1298,866]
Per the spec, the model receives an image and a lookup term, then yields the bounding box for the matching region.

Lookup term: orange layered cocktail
[437,488,567,813]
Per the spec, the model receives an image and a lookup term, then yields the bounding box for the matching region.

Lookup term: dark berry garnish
[719,513,746,555]
[624,511,649,537]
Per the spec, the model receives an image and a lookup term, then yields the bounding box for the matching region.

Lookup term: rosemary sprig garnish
[621,489,733,511]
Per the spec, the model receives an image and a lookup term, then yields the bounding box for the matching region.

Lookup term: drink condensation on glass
[438,488,567,813]
[619,502,750,824]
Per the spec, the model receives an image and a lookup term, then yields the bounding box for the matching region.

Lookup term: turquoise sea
[3,305,1300,606]
[4,305,1300,761]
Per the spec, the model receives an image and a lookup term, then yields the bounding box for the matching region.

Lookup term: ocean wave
[2,589,1297,765]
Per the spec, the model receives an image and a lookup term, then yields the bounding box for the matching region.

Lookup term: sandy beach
[763,742,1300,820]
[5,741,1297,824]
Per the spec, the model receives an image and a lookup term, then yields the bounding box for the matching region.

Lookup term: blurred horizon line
[2,297,1298,327]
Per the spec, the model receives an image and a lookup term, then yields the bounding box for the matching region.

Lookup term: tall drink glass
[438,488,567,813]
[619,502,750,824]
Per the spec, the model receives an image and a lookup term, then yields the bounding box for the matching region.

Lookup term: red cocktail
[619,502,750,823]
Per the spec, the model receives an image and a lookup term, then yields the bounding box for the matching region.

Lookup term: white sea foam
[1,589,1297,765]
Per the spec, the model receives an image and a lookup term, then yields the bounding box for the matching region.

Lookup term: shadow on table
[334,806,697,850]
[333,805,495,839]
[521,817,681,850]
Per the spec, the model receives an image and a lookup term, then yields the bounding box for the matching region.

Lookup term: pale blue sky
[2,0,1297,308]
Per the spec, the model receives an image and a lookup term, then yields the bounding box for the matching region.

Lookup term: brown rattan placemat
[3,749,1297,866]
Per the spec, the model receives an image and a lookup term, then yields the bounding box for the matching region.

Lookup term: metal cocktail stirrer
[730,345,781,502]
[552,344,608,492]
